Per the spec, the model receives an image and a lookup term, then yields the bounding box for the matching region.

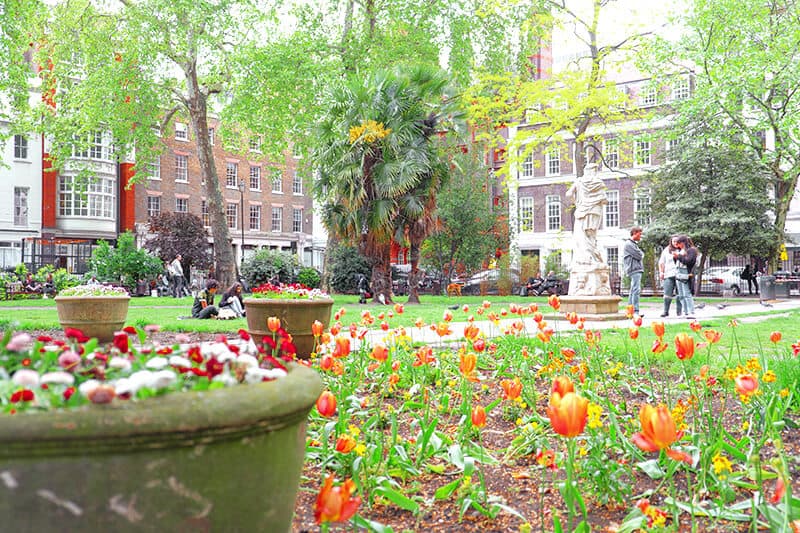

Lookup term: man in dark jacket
[192,279,219,319]
[623,227,644,316]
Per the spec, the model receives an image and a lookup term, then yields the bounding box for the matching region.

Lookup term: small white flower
[78,379,101,397]
[40,371,75,386]
[203,342,229,358]
[211,373,237,387]
[216,351,237,364]
[168,355,192,368]
[6,333,32,352]
[145,357,168,369]
[12,369,40,387]
[114,377,134,397]
[128,370,154,391]
[149,370,177,390]
[108,357,132,371]
[245,367,287,383]
[236,354,259,368]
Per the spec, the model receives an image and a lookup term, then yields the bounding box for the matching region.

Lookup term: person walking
[658,236,683,317]
[191,279,219,319]
[169,254,185,298]
[673,235,698,319]
[623,226,645,317]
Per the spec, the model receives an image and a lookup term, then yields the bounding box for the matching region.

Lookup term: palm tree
[313,66,457,303]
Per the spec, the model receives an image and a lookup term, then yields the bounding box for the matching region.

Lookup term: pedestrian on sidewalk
[623,227,645,316]
[658,236,683,317]
[673,235,698,319]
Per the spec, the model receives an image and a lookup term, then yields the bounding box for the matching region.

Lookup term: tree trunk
[184,64,235,288]
[370,243,392,304]
[406,242,422,304]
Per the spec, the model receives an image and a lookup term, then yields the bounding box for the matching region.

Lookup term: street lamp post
[238,180,246,280]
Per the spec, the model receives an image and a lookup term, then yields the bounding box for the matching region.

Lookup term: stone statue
[566,163,611,296]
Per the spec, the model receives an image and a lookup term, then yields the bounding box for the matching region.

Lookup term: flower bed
[293,301,799,531]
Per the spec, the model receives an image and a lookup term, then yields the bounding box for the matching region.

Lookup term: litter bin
[774,280,790,298]
[758,275,776,300]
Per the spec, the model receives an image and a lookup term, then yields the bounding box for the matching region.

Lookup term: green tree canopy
[644,142,778,273]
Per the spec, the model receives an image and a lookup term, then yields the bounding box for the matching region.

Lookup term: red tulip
[316,390,337,417]
[770,331,782,343]
[674,332,695,361]
[314,475,361,524]
[629,327,639,340]
[471,405,487,428]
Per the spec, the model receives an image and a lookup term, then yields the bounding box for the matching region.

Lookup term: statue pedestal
[559,295,623,321]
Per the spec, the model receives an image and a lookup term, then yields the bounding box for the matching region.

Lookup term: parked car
[700,266,745,295]
[460,269,520,296]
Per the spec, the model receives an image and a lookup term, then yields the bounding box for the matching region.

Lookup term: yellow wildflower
[762,370,776,383]
[712,453,732,479]
[587,402,603,429]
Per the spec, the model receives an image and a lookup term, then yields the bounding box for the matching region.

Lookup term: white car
[701,266,746,295]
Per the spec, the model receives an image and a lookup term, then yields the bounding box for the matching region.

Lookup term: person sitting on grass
[219,282,246,318]
[191,279,219,319]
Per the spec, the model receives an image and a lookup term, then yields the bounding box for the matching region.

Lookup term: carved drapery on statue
[566,163,612,296]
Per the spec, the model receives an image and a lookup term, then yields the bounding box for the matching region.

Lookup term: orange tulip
[689,320,702,332]
[703,329,722,344]
[651,321,665,339]
[314,475,361,524]
[548,294,560,310]
[370,343,388,362]
[769,476,786,504]
[734,373,759,395]
[414,317,425,328]
[629,327,639,340]
[267,316,280,332]
[625,305,634,318]
[311,320,324,337]
[560,347,576,362]
[547,389,588,438]
[552,375,575,397]
[500,377,522,400]
[651,339,668,354]
[471,405,487,428]
[443,310,453,322]
[770,331,782,343]
[335,434,357,454]
[435,322,452,337]
[463,323,480,341]
[316,391,337,417]
[565,312,578,324]
[460,351,477,378]
[332,337,351,358]
[674,332,695,361]
[632,404,680,452]
[393,303,404,314]
[528,303,538,313]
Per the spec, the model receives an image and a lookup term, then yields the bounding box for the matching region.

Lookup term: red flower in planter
[64,328,89,343]
[113,331,129,354]
[10,389,34,403]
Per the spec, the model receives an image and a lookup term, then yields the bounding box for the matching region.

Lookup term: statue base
[559,295,623,320]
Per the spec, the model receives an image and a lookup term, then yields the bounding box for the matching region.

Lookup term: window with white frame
[606,247,619,276]
[292,208,303,232]
[226,162,238,188]
[13,135,28,159]
[639,85,659,107]
[175,122,188,141]
[519,196,534,232]
[666,138,681,163]
[175,154,188,182]
[271,170,283,193]
[208,127,215,146]
[249,136,262,152]
[545,147,560,176]
[671,78,690,100]
[292,172,303,194]
[249,204,261,231]
[249,166,261,190]
[175,197,188,212]
[147,158,161,179]
[521,152,534,178]
[546,195,561,231]
[604,190,619,228]
[271,207,283,232]
[634,189,652,226]
[604,139,619,169]
[14,187,28,226]
[58,176,115,219]
[72,132,111,161]
[147,195,160,218]
[634,140,651,166]
[226,202,238,229]
[201,200,210,227]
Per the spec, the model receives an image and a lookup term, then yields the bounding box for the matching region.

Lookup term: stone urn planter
[0,363,322,532]
[244,297,334,358]
[54,294,131,342]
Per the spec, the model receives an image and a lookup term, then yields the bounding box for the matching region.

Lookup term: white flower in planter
[41,371,75,386]
[145,357,168,370]
[109,357,132,371]
[12,369,40,387]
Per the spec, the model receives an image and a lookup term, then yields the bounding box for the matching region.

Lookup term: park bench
[4,281,43,300]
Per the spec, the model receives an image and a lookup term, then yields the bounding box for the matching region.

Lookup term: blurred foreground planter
[0,364,322,532]
[54,295,130,342]
[244,297,334,358]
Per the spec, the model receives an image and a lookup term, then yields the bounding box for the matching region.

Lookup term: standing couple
[623,230,699,319]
